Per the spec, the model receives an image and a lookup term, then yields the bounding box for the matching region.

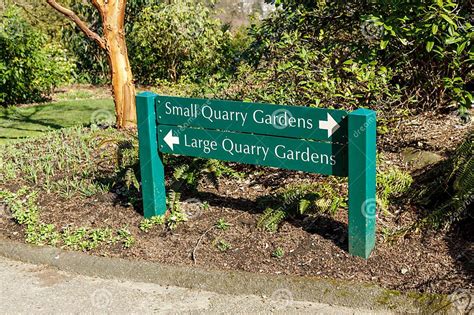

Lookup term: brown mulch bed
[0,112,472,295]
[380,111,471,154]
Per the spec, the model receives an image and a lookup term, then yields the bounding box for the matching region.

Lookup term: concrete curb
[0,239,452,313]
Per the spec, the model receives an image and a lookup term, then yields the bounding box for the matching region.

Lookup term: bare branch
[46,0,106,50]
[91,0,104,15]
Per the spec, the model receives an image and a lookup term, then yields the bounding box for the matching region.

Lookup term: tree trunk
[101,1,136,129]
[103,16,136,129]
[46,0,136,129]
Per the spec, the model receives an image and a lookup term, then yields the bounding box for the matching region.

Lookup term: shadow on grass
[1,105,64,132]
[0,99,114,142]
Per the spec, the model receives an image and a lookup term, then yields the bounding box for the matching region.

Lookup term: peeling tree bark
[46,0,136,129]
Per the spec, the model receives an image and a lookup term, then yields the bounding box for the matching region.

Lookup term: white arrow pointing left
[164,130,180,150]
[319,113,340,138]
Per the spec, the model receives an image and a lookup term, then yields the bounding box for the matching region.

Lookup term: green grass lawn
[0,99,114,144]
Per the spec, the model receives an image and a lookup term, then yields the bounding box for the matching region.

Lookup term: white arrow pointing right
[319,113,340,138]
[164,130,180,150]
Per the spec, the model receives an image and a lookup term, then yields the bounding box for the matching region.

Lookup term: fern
[414,132,473,229]
[277,181,347,216]
[257,207,287,232]
[442,132,473,224]
[451,133,473,192]
[299,199,312,214]
[171,157,242,190]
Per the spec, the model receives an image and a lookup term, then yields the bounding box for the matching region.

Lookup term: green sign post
[136,92,377,259]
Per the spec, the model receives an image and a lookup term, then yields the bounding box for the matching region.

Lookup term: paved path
[0,256,384,314]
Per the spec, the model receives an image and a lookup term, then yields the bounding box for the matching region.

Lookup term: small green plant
[167,211,187,231]
[215,239,232,252]
[0,188,136,250]
[61,227,114,251]
[117,228,135,249]
[139,219,152,232]
[269,181,348,216]
[257,180,348,232]
[257,207,287,232]
[139,215,166,232]
[215,218,231,231]
[379,226,405,243]
[166,191,188,230]
[25,223,60,246]
[272,247,285,259]
[0,187,39,226]
[138,192,191,232]
[62,227,89,249]
[283,182,347,216]
[170,158,243,190]
[376,166,413,213]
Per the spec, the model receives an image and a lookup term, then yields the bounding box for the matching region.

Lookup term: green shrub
[216,0,472,113]
[129,0,233,84]
[0,6,74,105]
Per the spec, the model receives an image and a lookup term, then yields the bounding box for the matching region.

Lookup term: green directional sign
[156,95,348,143]
[157,126,348,177]
[136,92,377,259]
